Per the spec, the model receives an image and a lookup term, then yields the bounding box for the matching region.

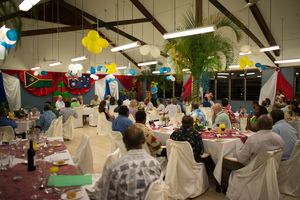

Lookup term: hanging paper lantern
[240,45,251,53]
[150,45,160,58]
[251,46,261,56]
[140,45,150,55]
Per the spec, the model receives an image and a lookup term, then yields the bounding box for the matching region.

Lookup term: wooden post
[195,0,202,23]
[146,91,151,101]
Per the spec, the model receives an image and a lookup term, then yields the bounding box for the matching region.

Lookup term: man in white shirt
[123,96,130,106]
[281,99,291,113]
[101,125,161,200]
[59,101,78,123]
[144,98,153,110]
[172,99,182,113]
[221,115,285,194]
[157,98,165,111]
[55,95,65,110]
[164,99,177,118]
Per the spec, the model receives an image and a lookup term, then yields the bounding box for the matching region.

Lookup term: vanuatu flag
[25,71,53,88]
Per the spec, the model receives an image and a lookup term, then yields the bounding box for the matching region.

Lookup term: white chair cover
[145,172,169,200]
[45,119,58,137]
[200,107,213,125]
[109,105,118,116]
[108,130,127,154]
[89,106,99,127]
[174,113,184,123]
[165,139,209,199]
[128,114,136,123]
[54,116,63,137]
[97,112,112,136]
[0,126,14,141]
[72,134,94,175]
[185,105,191,115]
[277,140,300,197]
[227,149,283,200]
[73,107,83,128]
[63,116,74,140]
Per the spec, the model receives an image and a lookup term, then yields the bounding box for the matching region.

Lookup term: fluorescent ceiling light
[138,61,158,66]
[257,75,261,77]
[275,58,300,64]
[71,56,87,62]
[111,41,141,52]
[163,25,216,39]
[182,69,190,72]
[152,71,160,74]
[115,66,127,69]
[246,72,255,75]
[240,45,280,55]
[49,61,62,67]
[31,67,40,70]
[19,0,40,11]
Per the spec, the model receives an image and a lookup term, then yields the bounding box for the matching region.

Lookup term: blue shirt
[177,100,184,112]
[37,110,57,131]
[150,86,158,98]
[189,109,206,126]
[0,117,17,129]
[112,115,133,135]
[272,119,297,161]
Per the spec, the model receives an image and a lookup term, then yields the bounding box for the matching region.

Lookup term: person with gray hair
[55,95,65,110]
[101,125,161,200]
[212,103,230,129]
[36,103,57,131]
[221,115,285,194]
[164,99,177,118]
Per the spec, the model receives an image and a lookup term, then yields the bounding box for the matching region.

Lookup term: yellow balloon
[242,56,248,62]
[240,63,246,68]
[88,44,99,53]
[247,61,254,67]
[239,65,244,70]
[239,58,243,64]
[94,47,102,54]
[97,38,109,48]
[82,37,90,47]
[88,30,99,41]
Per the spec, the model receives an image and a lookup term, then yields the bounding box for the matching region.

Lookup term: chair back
[63,116,74,140]
[165,139,209,199]
[227,149,283,200]
[45,119,58,137]
[97,112,112,136]
[89,106,99,127]
[109,105,118,116]
[128,114,136,123]
[0,126,14,141]
[174,113,184,123]
[72,134,94,175]
[73,107,83,128]
[200,107,213,125]
[108,130,127,154]
[185,105,191,115]
[145,173,169,200]
[54,116,63,137]
[277,140,300,196]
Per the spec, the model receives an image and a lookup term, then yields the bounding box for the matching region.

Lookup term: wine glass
[37,160,46,174]
[30,176,41,199]
[15,135,22,149]
[9,150,15,168]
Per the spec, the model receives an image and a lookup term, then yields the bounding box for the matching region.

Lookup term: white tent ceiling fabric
[2,72,21,109]
[94,78,119,101]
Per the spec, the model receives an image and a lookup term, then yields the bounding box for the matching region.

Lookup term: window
[216,73,229,100]
[231,79,244,100]
[246,78,261,100]
[295,68,300,98]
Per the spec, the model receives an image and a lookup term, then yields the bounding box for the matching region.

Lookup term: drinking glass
[30,176,41,199]
[9,150,15,168]
[37,160,46,174]
[0,153,10,170]
[16,134,22,149]
[232,123,237,130]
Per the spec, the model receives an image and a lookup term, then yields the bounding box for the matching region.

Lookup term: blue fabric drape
[0,71,8,108]
[104,80,111,99]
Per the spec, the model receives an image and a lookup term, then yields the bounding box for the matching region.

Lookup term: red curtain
[276,72,294,101]
[115,75,141,98]
[2,69,18,76]
[183,77,192,101]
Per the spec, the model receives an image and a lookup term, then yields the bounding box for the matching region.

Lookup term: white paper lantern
[150,45,160,58]
[251,46,261,56]
[240,45,251,53]
[140,45,150,55]
[216,51,227,71]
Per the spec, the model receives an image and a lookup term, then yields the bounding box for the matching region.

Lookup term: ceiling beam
[130,0,167,35]
[245,0,280,56]
[209,0,277,64]
[195,0,203,23]
[21,18,150,37]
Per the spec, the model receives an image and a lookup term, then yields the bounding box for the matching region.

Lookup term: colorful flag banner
[68,74,90,89]
[25,71,52,88]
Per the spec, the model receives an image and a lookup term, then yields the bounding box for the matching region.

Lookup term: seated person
[55,95,65,110]
[207,95,214,106]
[252,100,259,110]
[114,99,123,113]
[202,97,211,107]
[246,105,268,132]
[165,99,177,118]
[281,99,291,113]
[36,103,57,131]
[177,97,184,112]
[45,101,59,118]
[265,98,272,110]
[157,98,165,111]
[107,97,117,108]
[0,107,17,130]
[77,96,83,107]
[172,98,182,114]
[71,98,80,109]
[59,101,78,123]
[212,103,231,129]
[289,101,300,116]
[275,89,285,102]
[271,109,297,161]
[135,110,164,157]
[189,101,206,126]
[221,98,237,124]
[123,96,131,107]
[90,94,100,106]
[30,107,40,116]
[112,106,133,135]
[143,98,153,110]
[129,99,138,119]
[101,125,161,200]
[222,115,285,194]
[105,94,111,105]
[98,100,114,122]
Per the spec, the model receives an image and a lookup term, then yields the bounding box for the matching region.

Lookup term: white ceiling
[1,0,300,74]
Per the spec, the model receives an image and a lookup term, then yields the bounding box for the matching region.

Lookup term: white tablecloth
[15,120,36,133]
[287,121,300,139]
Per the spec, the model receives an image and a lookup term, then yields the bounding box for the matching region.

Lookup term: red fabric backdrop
[276,71,294,101]
[115,75,141,98]
[183,77,192,100]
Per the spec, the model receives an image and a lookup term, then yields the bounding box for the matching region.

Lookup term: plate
[61,191,84,200]
[22,160,28,164]
[53,160,69,166]
[53,143,62,147]
[232,134,242,137]
[215,139,225,142]
[0,152,7,157]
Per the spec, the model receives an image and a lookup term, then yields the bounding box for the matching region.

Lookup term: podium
[146,91,151,101]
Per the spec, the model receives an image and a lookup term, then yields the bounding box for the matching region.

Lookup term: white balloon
[251,46,261,56]
[77,72,82,77]
[33,71,39,76]
[72,69,78,74]
[0,31,5,41]
[38,70,42,75]
[240,45,251,53]
[4,36,16,45]
[75,63,83,70]
[216,51,227,71]
[68,64,75,71]
[150,45,160,58]
[0,45,8,60]
[140,45,150,55]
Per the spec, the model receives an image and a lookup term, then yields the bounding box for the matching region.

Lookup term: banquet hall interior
[0,0,300,199]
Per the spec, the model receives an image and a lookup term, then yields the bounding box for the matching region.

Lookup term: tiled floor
[65,124,300,200]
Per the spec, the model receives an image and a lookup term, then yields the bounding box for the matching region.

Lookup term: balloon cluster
[159,67,171,73]
[82,30,109,54]
[68,63,83,74]
[140,45,160,58]
[151,81,158,87]
[65,70,82,78]
[124,67,136,76]
[0,26,18,60]
[33,70,47,76]
[166,75,175,81]
[255,62,266,70]
[105,63,117,74]
[105,74,115,83]
[240,45,261,56]
[239,56,254,70]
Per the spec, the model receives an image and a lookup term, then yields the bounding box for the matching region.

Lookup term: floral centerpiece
[13,108,25,118]
[193,117,205,131]
[120,89,130,96]
[137,102,146,112]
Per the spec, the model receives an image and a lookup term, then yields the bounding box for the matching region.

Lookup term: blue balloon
[90,66,96,74]
[6,29,18,41]
[106,68,108,72]
[129,69,136,75]
[41,71,47,76]
[166,76,170,80]
[159,68,164,73]
[69,72,73,76]
[166,67,171,72]
[110,78,115,82]
[107,79,111,83]
[163,67,167,72]
[261,65,266,70]
[97,66,103,71]
[255,63,261,68]
[1,40,14,49]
